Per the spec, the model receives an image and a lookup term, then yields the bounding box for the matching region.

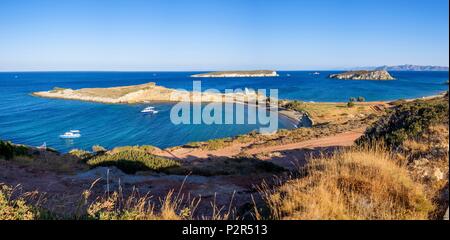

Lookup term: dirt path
[245,129,364,155]
[155,128,366,170]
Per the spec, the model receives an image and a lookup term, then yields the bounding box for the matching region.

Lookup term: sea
[0,71,448,152]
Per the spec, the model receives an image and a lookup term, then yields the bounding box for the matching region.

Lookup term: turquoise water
[0,71,448,152]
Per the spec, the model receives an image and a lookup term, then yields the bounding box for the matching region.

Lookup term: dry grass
[261,146,433,220]
[84,190,198,220]
[284,101,385,125]
[0,184,44,220]
[78,82,157,98]
[167,157,286,176]
[5,151,88,174]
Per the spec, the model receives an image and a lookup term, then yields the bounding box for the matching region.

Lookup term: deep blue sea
[0,71,448,152]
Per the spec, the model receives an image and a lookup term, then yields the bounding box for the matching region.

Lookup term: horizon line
[1,64,449,73]
[1,69,449,73]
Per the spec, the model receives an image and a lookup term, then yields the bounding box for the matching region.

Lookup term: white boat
[313,72,320,75]
[60,131,81,139]
[141,107,158,114]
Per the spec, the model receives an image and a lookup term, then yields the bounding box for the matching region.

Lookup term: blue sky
[0,0,448,71]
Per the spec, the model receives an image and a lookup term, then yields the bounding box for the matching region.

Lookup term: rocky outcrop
[329,70,395,80]
[192,70,278,78]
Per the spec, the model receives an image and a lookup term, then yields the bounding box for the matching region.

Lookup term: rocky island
[32,82,264,104]
[191,70,279,78]
[329,70,395,80]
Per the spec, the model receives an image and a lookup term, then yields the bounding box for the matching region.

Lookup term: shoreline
[32,82,447,132]
[6,92,446,154]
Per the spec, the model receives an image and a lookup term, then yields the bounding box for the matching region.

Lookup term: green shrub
[111,145,157,154]
[347,101,355,108]
[87,149,180,174]
[359,97,449,147]
[0,141,30,160]
[69,149,93,160]
[203,138,233,151]
[0,141,14,160]
[283,100,305,112]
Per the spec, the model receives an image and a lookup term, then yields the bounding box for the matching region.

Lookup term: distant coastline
[350,64,449,72]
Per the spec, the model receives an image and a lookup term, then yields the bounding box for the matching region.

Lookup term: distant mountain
[375,65,449,71]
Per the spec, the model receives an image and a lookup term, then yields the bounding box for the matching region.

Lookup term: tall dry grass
[260,145,434,220]
[78,177,237,220]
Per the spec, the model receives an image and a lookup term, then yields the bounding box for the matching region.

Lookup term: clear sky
[0,0,448,71]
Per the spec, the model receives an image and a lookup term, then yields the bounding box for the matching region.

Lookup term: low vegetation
[87,148,180,174]
[168,157,285,176]
[110,145,158,154]
[0,185,42,220]
[0,183,237,220]
[281,100,384,125]
[359,96,449,147]
[0,141,30,160]
[69,149,93,161]
[81,187,223,220]
[358,95,449,218]
[185,138,234,151]
[261,146,433,220]
[259,95,449,220]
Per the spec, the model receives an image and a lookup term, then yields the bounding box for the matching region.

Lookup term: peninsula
[329,70,395,80]
[191,70,279,78]
[32,82,264,104]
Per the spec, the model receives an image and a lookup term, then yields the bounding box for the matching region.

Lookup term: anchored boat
[60,130,81,139]
[141,107,158,114]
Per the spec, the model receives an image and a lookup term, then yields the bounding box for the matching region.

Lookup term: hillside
[262,94,449,220]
